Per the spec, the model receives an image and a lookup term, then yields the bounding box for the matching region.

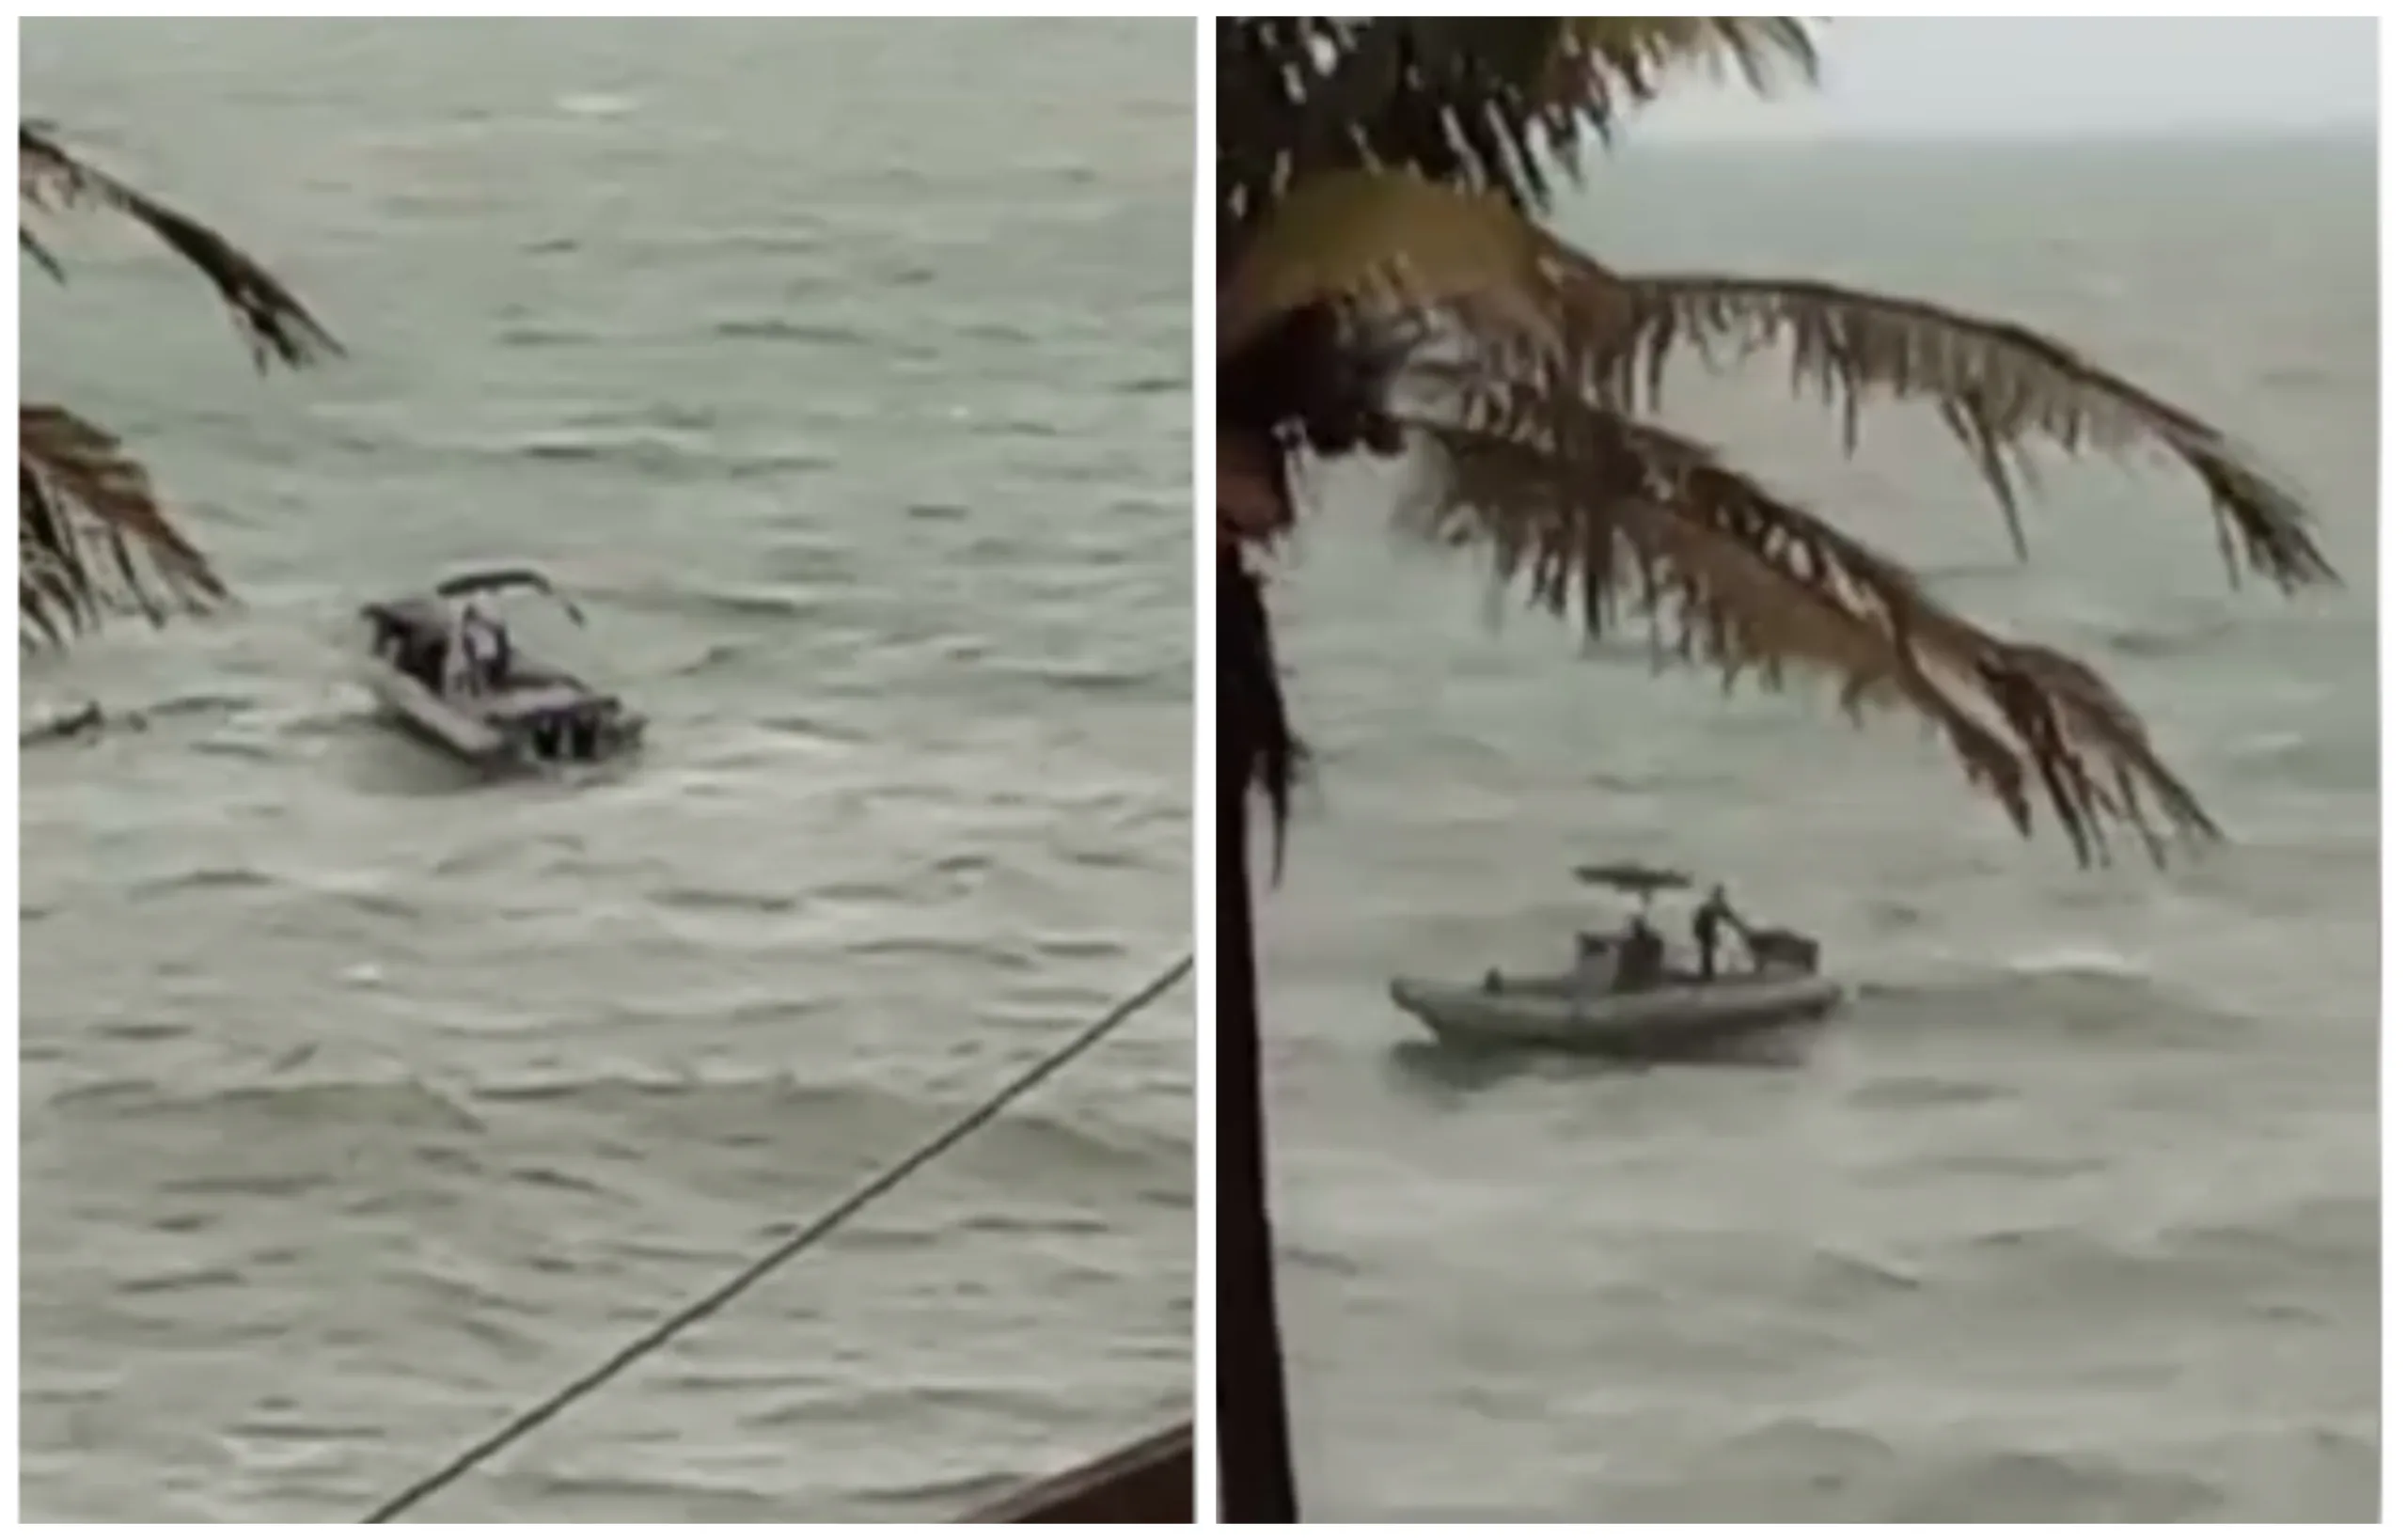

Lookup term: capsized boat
[1389,862,1842,1057]
[358,566,644,769]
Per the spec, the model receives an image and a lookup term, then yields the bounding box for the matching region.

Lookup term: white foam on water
[2004,944,2150,980]
[555,91,638,119]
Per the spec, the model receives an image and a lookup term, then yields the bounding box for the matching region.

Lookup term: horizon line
[1625,118,2376,150]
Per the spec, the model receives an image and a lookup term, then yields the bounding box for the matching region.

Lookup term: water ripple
[21,18,1190,1525]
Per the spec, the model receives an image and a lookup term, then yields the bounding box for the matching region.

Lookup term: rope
[362,951,1193,1523]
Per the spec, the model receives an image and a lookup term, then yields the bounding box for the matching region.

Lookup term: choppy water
[22,20,1190,1523]
[1260,137,2377,1521]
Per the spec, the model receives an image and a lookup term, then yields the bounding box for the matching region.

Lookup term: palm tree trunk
[1218,548,1300,1522]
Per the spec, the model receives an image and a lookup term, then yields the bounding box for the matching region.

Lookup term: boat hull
[1390,967,1842,1057]
[359,657,643,769]
[362,661,516,763]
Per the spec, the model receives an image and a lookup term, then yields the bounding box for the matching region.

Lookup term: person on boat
[1614,913,1667,991]
[1571,931,1616,995]
[456,603,511,695]
[387,614,443,693]
[1691,884,1748,980]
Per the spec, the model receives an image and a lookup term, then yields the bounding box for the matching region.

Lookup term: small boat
[1388,862,1843,1057]
[358,566,644,769]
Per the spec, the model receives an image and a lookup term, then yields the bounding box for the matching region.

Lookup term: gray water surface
[1261,137,2377,1523]
[23,20,1191,1523]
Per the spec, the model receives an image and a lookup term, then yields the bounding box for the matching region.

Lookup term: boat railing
[1747,926,1820,973]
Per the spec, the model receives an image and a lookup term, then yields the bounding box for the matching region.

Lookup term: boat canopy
[1573,861,1693,895]
[432,566,587,625]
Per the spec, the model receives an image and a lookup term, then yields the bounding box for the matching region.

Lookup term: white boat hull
[361,661,515,763]
[1390,967,1842,1056]
[358,658,644,769]
[357,575,644,771]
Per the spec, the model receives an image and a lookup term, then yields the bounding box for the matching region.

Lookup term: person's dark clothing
[1692,891,1744,979]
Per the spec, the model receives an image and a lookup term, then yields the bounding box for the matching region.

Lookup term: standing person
[1691,884,1747,980]
[1694,885,1752,982]
[455,602,511,694]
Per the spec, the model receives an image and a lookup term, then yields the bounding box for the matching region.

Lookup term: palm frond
[21,121,343,652]
[20,120,341,369]
[1220,18,1817,249]
[1538,20,1818,129]
[1590,272,2334,590]
[1220,170,1565,361]
[1397,388,2217,867]
[1219,299,1430,539]
[21,224,64,280]
[21,403,230,652]
[1217,201,2333,861]
[1214,18,2336,872]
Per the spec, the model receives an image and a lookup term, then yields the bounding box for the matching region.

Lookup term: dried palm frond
[21,120,340,652]
[1589,273,2334,589]
[1213,17,2337,868]
[21,404,229,651]
[1219,18,1817,249]
[21,120,340,370]
[1401,385,2215,865]
[1219,170,1565,361]
[1223,196,2334,603]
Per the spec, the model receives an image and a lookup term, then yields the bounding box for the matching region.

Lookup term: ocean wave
[2100,613,2240,659]
[1694,1422,2230,1524]
[554,91,640,119]
[24,22,1195,1527]
[494,320,593,348]
[646,883,803,916]
[741,1379,1078,1433]
[705,316,868,345]
[665,639,752,679]
[125,865,279,900]
[1845,950,2255,1037]
[38,1071,1186,1179]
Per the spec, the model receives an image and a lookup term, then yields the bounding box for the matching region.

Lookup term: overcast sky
[1635,19,2377,141]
